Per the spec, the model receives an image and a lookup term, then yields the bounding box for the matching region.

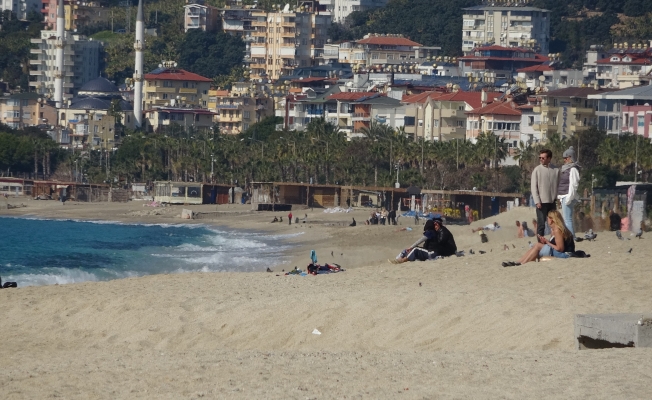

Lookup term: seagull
[419,282,422,287]
[616,231,624,240]
[512,244,516,249]
[266,267,273,272]
[503,244,509,251]
[636,229,643,239]
[628,248,633,253]
[331,251,334,257]
[479,250,486,254]
[584,230,597,241]
[469,249,475,255]
[455,251,465,257]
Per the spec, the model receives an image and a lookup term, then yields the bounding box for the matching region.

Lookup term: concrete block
[575,314,652,350]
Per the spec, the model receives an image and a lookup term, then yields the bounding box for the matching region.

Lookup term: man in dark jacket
[425,217,457,257]
[390,218,457,263]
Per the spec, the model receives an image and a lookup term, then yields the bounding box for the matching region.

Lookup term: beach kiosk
[154,181,203,205]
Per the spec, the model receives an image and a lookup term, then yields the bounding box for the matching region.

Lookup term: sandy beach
[1,198,652,399]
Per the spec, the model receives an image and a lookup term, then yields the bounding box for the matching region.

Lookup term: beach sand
[1,199,652,399]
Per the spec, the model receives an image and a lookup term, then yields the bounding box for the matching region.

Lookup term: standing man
[531,149,560,237]
[557,146,580,237]
[288,211,293,225]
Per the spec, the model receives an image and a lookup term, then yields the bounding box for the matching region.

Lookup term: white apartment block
[462,4,550,55]
[29,30,102,102]
[1,0,40,20]
[248,10,330,80]
[183,0,220,32]
[319,0,388,23]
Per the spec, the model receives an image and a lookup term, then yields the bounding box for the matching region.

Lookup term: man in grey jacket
[531,149,560,237]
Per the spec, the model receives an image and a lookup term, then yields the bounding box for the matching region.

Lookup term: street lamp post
[210,153,214,182]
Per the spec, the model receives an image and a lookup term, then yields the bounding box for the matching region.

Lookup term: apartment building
[323,92,402,138]
[183,0,220,32]
[247,10,330,80]
[29,30,102,101]
[459,45,547,81]
[402,90,501,141]
[462,3,550,55]
[516,63,585,91]
[207,82,274,134]
[595,43,652,89]
[144,107,216,133]
[0,92,57,129]
[588,85,652,135]
[320,0,389,23]
[328,34,438,67]
[42,0,108,30]
[143,62,212,110]
[2,0,40,20]
[533,87,605,138]
[465,98,522,147]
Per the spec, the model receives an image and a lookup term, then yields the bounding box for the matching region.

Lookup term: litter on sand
[312,329,322,335]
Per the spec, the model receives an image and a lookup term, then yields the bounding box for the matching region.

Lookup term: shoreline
[2,199,652,398]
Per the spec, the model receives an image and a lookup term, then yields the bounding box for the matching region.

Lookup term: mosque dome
[78,77,120,96]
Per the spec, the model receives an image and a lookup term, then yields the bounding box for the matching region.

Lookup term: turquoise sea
[0,217,299,287]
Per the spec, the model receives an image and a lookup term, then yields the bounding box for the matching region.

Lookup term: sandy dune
[1,200,651,399]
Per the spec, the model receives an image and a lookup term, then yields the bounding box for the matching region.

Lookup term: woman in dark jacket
[390,218,457,263]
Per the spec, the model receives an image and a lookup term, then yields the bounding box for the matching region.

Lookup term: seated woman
[503,210,574,267]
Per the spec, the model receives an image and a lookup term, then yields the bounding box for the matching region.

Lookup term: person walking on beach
[557,146,580,238]
[288,211,292,225]
[531,149,559,237]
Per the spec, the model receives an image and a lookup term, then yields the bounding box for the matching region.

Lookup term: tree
[178,30,245,80]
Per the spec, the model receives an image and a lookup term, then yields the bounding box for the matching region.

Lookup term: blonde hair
[547,210,571,241]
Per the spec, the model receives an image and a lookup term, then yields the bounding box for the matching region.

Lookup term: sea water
[0,217,300,287]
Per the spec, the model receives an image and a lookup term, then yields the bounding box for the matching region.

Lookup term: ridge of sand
[1,200,651,398]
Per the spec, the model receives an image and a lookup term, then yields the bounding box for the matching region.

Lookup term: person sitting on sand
[271,216,279,223]
[516,221,524,238]
[391,218,457,263]
[502,210,574,267]
[521,221,534,237]
[471,222,500,233]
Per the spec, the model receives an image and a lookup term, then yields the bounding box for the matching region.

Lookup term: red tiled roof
[291,77,327,83]
[467,100,521,116]
[327,92,378,101]
[596,57,652,65]
[356,36,422,47]
[517,64,554,72]
[402,90,501,109]
[145,69,212,82]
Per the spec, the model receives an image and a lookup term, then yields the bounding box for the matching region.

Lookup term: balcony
[570,106,594,114]
[440,109,461,118]
[29,70,42,76]
[440,126,465,136]
[533,105,559,114]
[352,113,371,121]
[30,49,42,55]
[178,88,197,94]
[533,122,557,132]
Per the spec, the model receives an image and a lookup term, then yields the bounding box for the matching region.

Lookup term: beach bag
[2,282,17,288]
[568,250,590,258]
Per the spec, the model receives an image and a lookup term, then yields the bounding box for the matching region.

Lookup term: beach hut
[153,181,204,205]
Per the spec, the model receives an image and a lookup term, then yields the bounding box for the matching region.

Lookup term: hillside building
[143,62,212,110]
[462,4,550,55]
[29,30,102,101]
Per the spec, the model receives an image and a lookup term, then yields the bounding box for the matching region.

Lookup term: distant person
[521,221,534,237]
[609,210,621,231]
[502,210,574,267]
[288,211,293,225]
[558,146,580,237]
[531,149,560,237]
[388,209,397,225]
[516,221,524,238]
[271,216,279,223]
[471,222,500,233]
[349,218,356,227]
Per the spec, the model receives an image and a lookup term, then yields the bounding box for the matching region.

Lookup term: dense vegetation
[0,11,44,90]
[4,120,649,195]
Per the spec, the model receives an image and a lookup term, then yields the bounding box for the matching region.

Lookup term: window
[638,115,645,127]
[418,119,423,127]
[404,116,415,126]
[433,119,439,127]
[457,120,464,127]
[243,111,250,119]
[163,81,172,87]
[528,116,534,126]
[21,99,29,106]
[183,82,189,88]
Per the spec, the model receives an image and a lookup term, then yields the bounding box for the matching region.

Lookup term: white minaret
[133,0,145,128]
[54,0,65,108]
